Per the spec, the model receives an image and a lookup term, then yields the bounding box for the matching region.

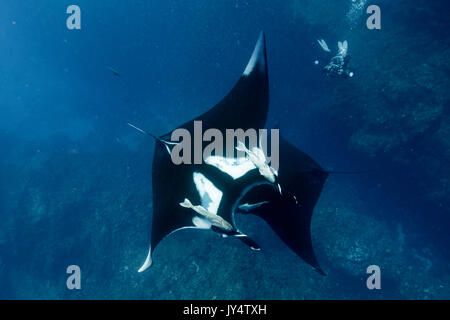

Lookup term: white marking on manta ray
[138,173,225,272]
[243,32,265,76]
[138,245,152,273]
[205,156,256,179]
[192,172,223,214]
[139,172,274,272]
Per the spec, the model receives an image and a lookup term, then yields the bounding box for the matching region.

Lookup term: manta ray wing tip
[243,31,267,76]
[138,245,153,273]
[316,267,327,276]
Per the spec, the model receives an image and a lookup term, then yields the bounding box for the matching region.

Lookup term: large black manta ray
[131,32,328,275]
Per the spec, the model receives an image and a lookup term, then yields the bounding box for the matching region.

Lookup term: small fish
[238,201,269,212]
[236,141,277,183]
[107,66,120,77]
[180,198,233,231]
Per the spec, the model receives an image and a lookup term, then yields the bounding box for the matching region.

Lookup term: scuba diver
[316,39,354,78]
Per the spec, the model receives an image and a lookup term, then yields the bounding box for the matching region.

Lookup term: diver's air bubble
[347,0,368,27]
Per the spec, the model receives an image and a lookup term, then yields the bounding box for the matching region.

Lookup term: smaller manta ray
[130,32,329,275]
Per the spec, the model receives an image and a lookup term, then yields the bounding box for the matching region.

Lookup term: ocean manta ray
[132,32,328,275]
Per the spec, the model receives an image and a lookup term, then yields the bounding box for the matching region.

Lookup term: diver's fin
[317,39,331,53]
[343,40,348,53]
[338,41,348,56]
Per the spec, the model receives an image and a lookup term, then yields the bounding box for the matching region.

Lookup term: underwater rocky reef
[287,0,450,252]
[1,0,449,299]
[318,0,449,213]
[1,130,449,299]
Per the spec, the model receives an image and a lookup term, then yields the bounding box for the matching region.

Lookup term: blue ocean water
[0,0,449,299]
